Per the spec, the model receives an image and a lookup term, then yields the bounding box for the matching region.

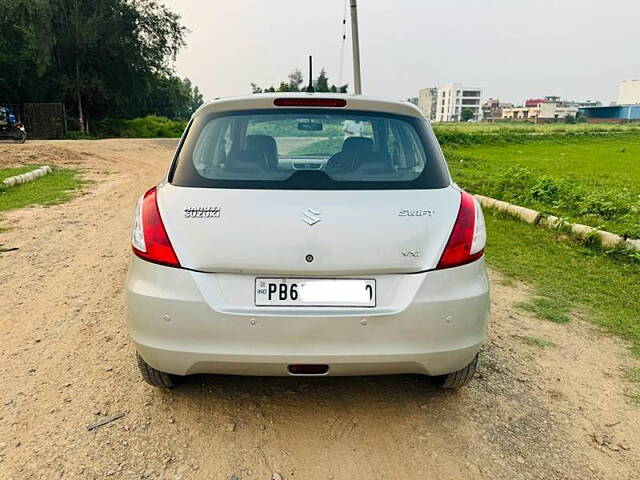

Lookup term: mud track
[0,139,639,479]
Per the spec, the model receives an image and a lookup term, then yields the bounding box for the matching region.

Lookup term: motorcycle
[0,121,27,144]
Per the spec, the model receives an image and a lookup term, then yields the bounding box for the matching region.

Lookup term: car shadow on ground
[162,373,456,410]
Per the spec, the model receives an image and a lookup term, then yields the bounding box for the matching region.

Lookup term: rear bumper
[126,257,490,377]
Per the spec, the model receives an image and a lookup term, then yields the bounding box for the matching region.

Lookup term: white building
[618,80,640,105]
[434,84,483,122]
[418,84,483,122]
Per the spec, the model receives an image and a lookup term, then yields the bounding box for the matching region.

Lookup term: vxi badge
[398,209,435,217]
[184,206,221,218]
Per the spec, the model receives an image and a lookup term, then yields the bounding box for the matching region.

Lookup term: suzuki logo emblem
[302,208,321,226]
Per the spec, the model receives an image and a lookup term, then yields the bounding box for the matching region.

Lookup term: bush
[63,131,95,140]
[486,166,636,226]
[579,191,629,219]
[92,116,187,138]
[530,176,563,204]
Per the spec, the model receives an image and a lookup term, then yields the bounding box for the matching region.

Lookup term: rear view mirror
[298,121,323,131]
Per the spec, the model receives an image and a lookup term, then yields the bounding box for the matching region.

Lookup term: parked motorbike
[0,122,27,144]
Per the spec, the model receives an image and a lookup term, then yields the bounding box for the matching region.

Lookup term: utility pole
[349,0,362,94]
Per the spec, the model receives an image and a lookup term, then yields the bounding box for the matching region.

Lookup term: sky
[162,0,640,105]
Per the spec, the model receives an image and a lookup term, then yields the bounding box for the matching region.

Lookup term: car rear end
[126,93,489,383]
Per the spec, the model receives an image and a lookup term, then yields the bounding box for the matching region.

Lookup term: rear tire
[136,352,174,388]
[439,354,478,389]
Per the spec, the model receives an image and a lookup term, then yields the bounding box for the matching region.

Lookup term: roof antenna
[306,55,315,93]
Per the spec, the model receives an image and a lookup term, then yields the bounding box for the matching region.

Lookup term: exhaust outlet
[288,364,329,375]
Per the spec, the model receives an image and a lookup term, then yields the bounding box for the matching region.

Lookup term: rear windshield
[170,109,450,190]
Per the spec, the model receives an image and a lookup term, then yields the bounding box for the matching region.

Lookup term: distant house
[481,98,513,122]
[525,98,546,108]
[502,96,578,123]
[576,100,602,108]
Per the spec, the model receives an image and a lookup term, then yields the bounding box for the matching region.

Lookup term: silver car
[126,93,489,388]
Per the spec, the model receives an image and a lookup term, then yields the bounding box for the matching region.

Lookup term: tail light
[436,191,486,270]
[131,187,181,268]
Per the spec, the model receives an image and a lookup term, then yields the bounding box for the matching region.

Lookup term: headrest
[342,136,374,155]
[245,135,278,169]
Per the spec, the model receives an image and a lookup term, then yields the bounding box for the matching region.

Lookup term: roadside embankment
[474,194,640,252]
[2,165,52,187]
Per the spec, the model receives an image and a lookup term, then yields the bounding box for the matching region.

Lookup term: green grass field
[485,211,640,355]
[0,166,86,215]
[437,124,640,357]
[445,134,640,238]
[433,121,640,134]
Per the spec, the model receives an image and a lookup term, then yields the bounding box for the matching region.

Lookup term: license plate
[255,278,376,307]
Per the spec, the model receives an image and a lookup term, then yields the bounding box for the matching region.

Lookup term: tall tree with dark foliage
[0,0,203,132]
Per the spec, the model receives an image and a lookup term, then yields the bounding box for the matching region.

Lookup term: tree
[144,75,203,119]
[576,111,588,123]
[315,69,330,92]
[186,81,204,116]
[287,69,304,92]
[48,0,186,132]
[0,0,54,102]
[461,107,474,122]
[0,0,197,131]
[251,68,347,94]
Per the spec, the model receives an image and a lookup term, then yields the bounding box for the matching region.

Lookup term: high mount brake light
[436,191,486,270]
[274,98,347,107]
[131,187,181,268]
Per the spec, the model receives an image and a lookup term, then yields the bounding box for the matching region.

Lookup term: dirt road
[1,139,639,480]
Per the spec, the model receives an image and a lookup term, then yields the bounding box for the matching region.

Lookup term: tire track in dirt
[0,139,639,480]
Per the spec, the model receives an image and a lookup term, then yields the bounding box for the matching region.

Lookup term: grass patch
[625,367,640,384]
[626,391,640,406]
[624,368,640,406]
[290,137,343,156]
[512,334,555,348]
[484,211,640,355]
[0,166,87,216]
[516,297,571,324]
[446,135,640,238]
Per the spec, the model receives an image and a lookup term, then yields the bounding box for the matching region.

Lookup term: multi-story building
[481,98,513,122]
[418,84,483,122]
[618,80,640,105]
[418,87,437,121]
[434,84,483,122]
